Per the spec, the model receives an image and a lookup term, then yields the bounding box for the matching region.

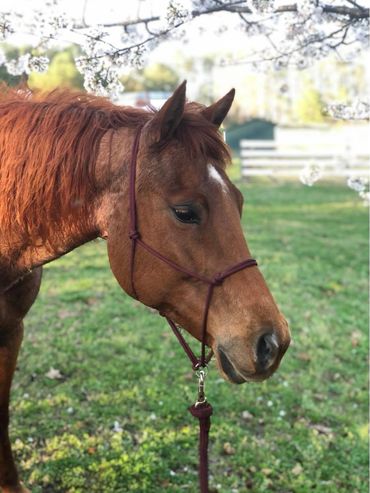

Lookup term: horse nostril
[256,333,279,370]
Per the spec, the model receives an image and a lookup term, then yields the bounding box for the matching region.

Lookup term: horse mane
[0,85,230,253]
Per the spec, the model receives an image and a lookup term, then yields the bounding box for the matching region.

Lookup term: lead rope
[167,318,213,493]
[128,126,257,493]
[189,368,213,493]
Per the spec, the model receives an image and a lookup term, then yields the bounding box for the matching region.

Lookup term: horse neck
[0,126,134,285]
[94,127,134,238]
[0,212,99,282]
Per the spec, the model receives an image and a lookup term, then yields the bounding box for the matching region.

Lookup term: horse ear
[202,88,235,127]
[153,80,187,140]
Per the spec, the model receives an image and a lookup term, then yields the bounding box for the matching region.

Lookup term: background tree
[121,63,179,92]
[28,48,83,91]
[294,80,325,123]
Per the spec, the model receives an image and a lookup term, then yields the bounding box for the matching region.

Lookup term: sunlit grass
[12,181,368,493]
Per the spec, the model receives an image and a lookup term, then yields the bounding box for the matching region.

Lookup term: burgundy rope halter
[128,127,257,493]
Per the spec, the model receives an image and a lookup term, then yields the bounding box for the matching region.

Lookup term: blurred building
[117,91,171,109]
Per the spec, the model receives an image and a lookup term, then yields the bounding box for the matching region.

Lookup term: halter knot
[189,402,213,419]
[129,230,140,240]
[211,273,224,286]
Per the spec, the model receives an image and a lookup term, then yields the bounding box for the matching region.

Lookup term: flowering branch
[0,0,368,199]
[0,1,368,114]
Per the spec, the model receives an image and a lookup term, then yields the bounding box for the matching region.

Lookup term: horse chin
[215,347,274,385]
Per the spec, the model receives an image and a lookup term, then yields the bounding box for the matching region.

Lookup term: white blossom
[50,12,72,31]
[295,56,309,70]
[112,420,123,432]
[5,54,30,76]
[347,177,370,206]
[274,56,289,71]
[300,163,323,186]
[359,191,370,206]
[347,176,368,193]
[250,0,276,14]
[297,0,317,16]
[326,101,370,121]
[0,48,5,66]
[165,1,191,28]
[28,56,50,73]
[312,6,324,20]
[0,12,14,40]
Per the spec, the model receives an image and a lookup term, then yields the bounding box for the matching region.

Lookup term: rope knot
[189,402,213,419]
[129,230,140,240]
[212,273,224,286]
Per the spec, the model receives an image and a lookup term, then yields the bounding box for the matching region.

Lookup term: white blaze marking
[208,164,228,193]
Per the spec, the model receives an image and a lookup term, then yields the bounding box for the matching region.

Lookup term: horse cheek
[106,222,132,296]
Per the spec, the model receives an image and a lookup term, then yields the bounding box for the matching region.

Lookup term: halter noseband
[128,126,257,493]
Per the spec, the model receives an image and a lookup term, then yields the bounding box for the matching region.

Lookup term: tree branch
[72,1,368,31]
[72,1,250,29]
[72,16,159,30]
[275,3,369,18]
[345,0,368,10]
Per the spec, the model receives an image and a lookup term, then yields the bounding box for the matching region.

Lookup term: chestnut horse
[0,81,290,492]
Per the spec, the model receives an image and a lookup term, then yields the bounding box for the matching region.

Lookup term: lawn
[13,181,368,493]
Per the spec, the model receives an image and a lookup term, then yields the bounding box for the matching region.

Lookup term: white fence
[240,126,370,178]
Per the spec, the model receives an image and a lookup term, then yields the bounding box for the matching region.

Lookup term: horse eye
[172,205,200,224]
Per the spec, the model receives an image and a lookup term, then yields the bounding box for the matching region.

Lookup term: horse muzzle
[215,330,291,384]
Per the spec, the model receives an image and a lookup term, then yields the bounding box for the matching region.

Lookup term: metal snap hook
[195,368,207,407]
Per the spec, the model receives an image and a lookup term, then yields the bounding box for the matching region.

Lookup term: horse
[0,81,290,493]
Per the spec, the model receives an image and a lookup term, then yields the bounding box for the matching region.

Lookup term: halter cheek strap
[128,126,257,493]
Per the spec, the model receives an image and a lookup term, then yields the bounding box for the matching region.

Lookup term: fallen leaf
[86,297,98,306]
[310,423,333,435]
[292,463,303,475]
[351,330,362,347]
[297,352,311,362]
[45,368,63,380]
[241,410,254,421]
[223,442,235,455]
[313,393,326,401]
[58,310,75,319]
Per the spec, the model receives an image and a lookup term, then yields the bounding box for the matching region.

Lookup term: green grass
[13,181,368,493]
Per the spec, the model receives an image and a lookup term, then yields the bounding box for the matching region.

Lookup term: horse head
[103,82,290,383]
